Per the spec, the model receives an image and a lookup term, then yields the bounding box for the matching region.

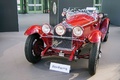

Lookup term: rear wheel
[88,41,101,75]
[25,34,44,64]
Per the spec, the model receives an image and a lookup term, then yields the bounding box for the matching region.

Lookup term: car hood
[66,14,95,27]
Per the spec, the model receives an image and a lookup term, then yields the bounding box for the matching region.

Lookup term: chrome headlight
[42,24,51,34]
[55,25,66,36]
[73,27,83,37]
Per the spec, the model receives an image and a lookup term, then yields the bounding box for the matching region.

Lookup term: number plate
[49,62,71,73]
[59,52,64,57]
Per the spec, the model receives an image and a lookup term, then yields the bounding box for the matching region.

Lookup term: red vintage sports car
[24,7,110,75]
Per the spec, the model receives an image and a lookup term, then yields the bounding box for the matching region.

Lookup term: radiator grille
[52,28,72,49]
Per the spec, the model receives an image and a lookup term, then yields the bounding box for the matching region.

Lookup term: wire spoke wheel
[25,34,44,64]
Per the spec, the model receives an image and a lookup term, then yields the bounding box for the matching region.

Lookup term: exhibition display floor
[0,14,120,80]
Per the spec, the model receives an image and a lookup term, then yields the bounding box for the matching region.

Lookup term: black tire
[103,23,110,42]
[88,41,101,75]
[25,34,44,64]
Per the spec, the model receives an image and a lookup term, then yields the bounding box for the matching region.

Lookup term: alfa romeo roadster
[24,7,110,75]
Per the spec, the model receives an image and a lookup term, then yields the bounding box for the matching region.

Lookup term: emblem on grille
[53,40,63,47]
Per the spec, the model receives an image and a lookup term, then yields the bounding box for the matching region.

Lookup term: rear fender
[88,30,102,43]
[24,25,43,36]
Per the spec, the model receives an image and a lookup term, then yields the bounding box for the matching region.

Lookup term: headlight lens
[73,27,83,37]
[42,24,51,34]
[55,25,66,36]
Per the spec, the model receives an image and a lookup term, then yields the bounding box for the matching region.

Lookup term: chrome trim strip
[41,35,85,42]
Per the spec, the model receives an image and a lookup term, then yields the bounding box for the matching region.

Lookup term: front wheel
[103,23,110,42]
[88,41,101,75]
[25,34,44,64]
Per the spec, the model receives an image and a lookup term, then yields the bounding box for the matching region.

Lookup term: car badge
[53,40,63,47]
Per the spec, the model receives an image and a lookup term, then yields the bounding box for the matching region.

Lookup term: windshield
[62,7,98,20]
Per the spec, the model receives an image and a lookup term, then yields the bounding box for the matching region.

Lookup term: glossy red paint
[100,18,110,41]
[41,45,50,56]
[24,10,110,61]
[66,13,102,43]
[88,30,102,43]
[24,25,43,36]
[66,14,95,26]
[24,25,53,47]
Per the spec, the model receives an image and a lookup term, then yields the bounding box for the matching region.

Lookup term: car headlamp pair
[55,25,83,37]
[42,24,83,37]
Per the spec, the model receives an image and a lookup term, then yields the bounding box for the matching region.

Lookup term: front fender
[88,30,102,43]
[100,18,110,33]
[100,18,110,40]
[24,25,43,36]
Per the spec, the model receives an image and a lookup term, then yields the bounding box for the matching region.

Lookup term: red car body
[24,8,110,75]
